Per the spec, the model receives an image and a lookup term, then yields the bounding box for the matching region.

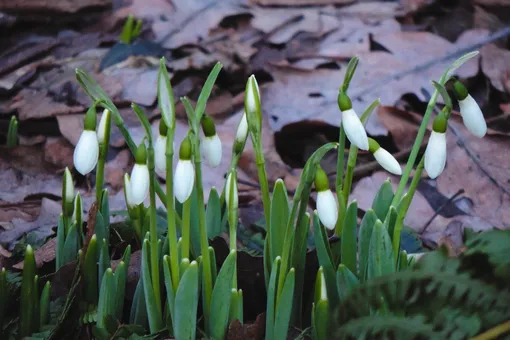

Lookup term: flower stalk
[96,109,111,204]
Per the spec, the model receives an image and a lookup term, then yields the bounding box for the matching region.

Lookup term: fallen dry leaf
[377,106,429,151]
[10,89,84,121]
[0,198,61,250]
[14,237,56,269]
[480,43,510,93]
[0,0,111,13]
[104,149,132,191]
[44,137,74,169]
[250,0,351,5]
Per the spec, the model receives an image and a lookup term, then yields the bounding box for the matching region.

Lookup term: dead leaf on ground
[377,106,429,150]
[480,43,510,93]
[104,149,132,191]
[0,198,61,250]
[250,0,352,6]
[0,0,111,13]
[14,237,56,269]
[44,137,74,169]
[0,38,58,76]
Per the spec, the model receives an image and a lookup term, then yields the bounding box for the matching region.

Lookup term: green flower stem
[132,218,142,243]
[147,145,162,315]
[96,148,106,204]
[166,133,180,293]
[193,140,213,329]
[228,171,238,289]
[181,199,191,260]
[342,145,358,204]
[336,126,346,189]
[255,149,271,229]
[392,154,425,259]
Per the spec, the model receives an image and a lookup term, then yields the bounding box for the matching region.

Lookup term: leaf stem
[166,133,180,293]
[147,145,161,314]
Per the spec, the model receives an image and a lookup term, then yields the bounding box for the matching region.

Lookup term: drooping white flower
[338,93,369,151]
[202,134,222,168]
[129,143,149,205]
[458,95,487,138]
[368,138,402,175]
[201,115,222,168]
[174,136,195,203]
[454,80,487,138]
[424,131,447,179]
[73,106,99,175]
[74,130,99,175]
[314,166,338,230]
[225,171,238,210]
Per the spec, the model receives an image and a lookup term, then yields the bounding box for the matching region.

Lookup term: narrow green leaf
[206,188,222,239]
[208,247,217,286]
[445,51,479,79]
[265,256,281,340]
[129,278,148,329]
[39,281,51,327]
[398,250,408,271]
[7,115,18,147]
[312,213,339,309]
[336,264,359,302]
[341,56,359,93]
[229,289,243,324]
[100,189,110,246]
[84,235,99,304]
[313,300,328,340]
[132,103,153,143]
[274,269,295,338]
[20,245,36,338]
[32,275,40,332]
[95,211,106,259]
[341,201,358,275]
[432,81,452,109]
[209,250,237,340]
[195,62,223,121]
[158,57,176,130]
[270,179,290,261]
[367,220,395,279]
[114,261,127,319]
[358,209,377,282]
[0,268,7,328]
[264,232,271,290]
[55,214,65,270]
[371,180,394,221]
[174,261,199,340]
[163,256,176,330]
[98,239,110,290]
[119,15,134,44]
[383,206,398,242]
[62,223,79,265]
[97,268,115,329]
[141,240,164,333]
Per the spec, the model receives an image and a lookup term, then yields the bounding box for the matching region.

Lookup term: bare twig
[420,188,465,234]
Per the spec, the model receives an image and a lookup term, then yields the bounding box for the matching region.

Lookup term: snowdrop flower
[174,136,195,203]
[129,143,150,205]
[453,80,487,138]
[314,166,338,230]
[368,138,402,175]
[225,171,238,211]
[338,92,369,151]
[424,113,448,179]
[97,109,111,145]
[155,120,168,178]
[245,75,262,136]
[73,106,99,175]
[62,167,74,217]
[201,115,222,168]
[233,112,249,157]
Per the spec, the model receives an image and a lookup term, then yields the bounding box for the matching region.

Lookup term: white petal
[424,131,447,179]
[246,76,259,115]
[174,160,195,203]
[97,109,110,144]
[123,174,136,208]
[202,134,222,168]
[459,95,487,138]
[225,172,238,210]
[130,164,150,205]
[236,113,248,143]
[316,190,338,230]
[342,109,369,151]
[154,135,167,178]
[373,148,402,175]
[64,168,74,203]
[73,130,99,175]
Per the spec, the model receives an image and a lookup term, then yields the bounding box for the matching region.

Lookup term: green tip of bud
[84,105,97,131]
[201,115,216,137]
[314,166,329,192]
[368,138,380,153]
[453,80,468,101]
[134,143,147,164]
[179,136,192,160]
[159,119,168,137]
[432,113,448,133]
[337,92,352,111]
